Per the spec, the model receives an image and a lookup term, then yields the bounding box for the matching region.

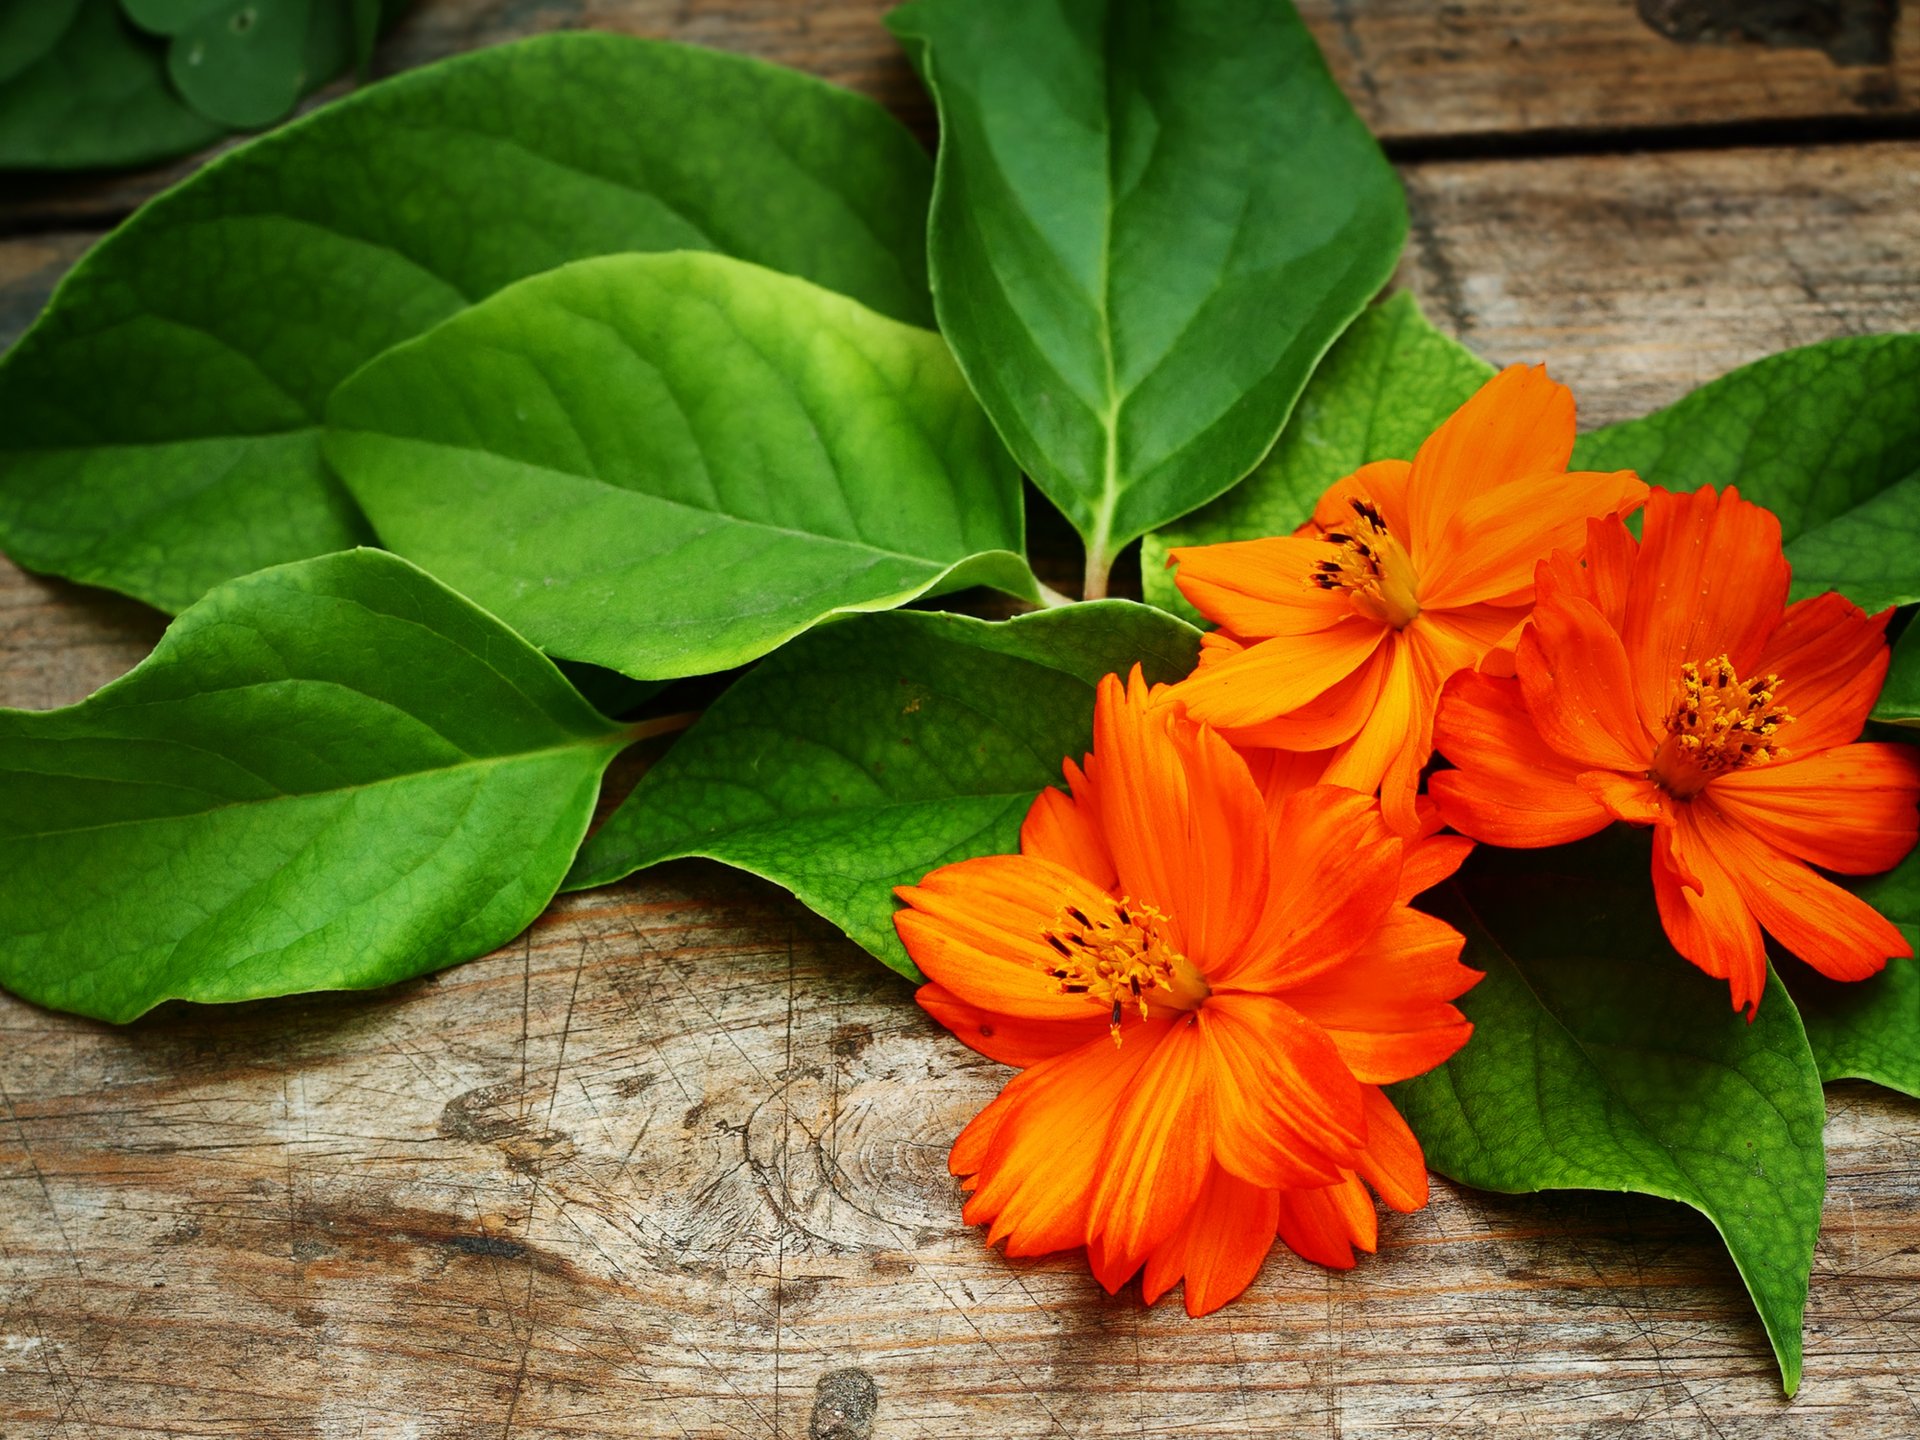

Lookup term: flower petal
[1172,620,1387,732]
[1755,591,1892,752]
[1695,798,1912,983]
[1430,671,1613,848]
[1169,535,1355,638]
[1317,633,1421,830]
[1199,993,1367,1191]
[1709,743,1920,875]
[1652,809,1768,1017]
[918,983,1107,1069]
[1541,513,1637,630]
[1579,770,1673,827]
[1140,1164,1280,1317]
[1407,364,1575,565]
[1420,469,1649,611]
[1354,1086,1429,1213]
[1310,459,1417,541]
[1020,757,1116,890]
[1209,643,1388,751]
[1623,486,1790,741]
[1515,581,1653,771]
[1273,1173,1377,1270]
[1398,832,1475,904]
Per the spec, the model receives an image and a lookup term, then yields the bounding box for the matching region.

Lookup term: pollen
[1311,496,1421,629]
[1649,654,1793,798]
[1040,898,1207,1045]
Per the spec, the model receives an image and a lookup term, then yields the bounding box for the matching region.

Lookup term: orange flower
[1164,365,1649,835]
[894,668,1479,1315]
[1431,485,1920,1017]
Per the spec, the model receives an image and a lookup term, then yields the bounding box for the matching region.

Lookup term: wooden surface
[6,4,1920,1436]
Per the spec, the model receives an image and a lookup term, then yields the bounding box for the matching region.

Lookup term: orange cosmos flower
[1163,365,1649,835]
[1431,484,1920,1017]
[894,667,1479,1315]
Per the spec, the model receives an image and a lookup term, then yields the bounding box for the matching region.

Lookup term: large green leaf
[1140,292,1492,617]
[888,0,1406,595]
[325,252,1038,681]
[0,0,224,168]
[1572,334,1920,612]
[1391,831,1827,1395]
[0,33,933,613]
[566,603,1201,978]
[1871,620,1920,726]
[0,548,630,1023]
[126,0,345,130]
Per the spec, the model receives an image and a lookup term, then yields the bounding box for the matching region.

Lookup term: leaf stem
[1082,542,1112,601]
[1033,580,1078,609]
[622,711,701,745]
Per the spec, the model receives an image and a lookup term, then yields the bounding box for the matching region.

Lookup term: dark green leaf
[0,0,224,169]
[1871,620,1920,726]
[325,252,1037,680]
[0,0,84,84]
[0,32,933,612]
[888,0,1406,592]
[0,548,629,1023]
[1140,292,1492,617]
[1572,334,1920,612]
[161,0,341,130]
[566,602,1201,978]
[1391,831,1827,1395]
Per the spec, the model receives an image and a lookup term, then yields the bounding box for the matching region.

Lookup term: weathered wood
[7,1,1919,228]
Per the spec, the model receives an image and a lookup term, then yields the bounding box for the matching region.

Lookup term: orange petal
[1092,669,1271,967]
[1622,487,1790,742]
[1652,809,1768,1017]
[1354,1086,1430,1213]
[1398,833,1475,903]
[958,1028,1162,1257]
[1140,1164,1280,1317]
[1429,670,1613,848]
[1208,643,1388,751]
[1578,770,1673,827]
[1238,746,1334,810]
[894,854,1117,1021]
[1317,634,1421,830]
[1695,798,1912,983]
[1514,581,1653,771]
[1172,620,1387,732]
[1709,743,1920,875]
[1086,1018,1216,1282]
[1274,1172,1377,1270]
[1406,364,1576,565]
[1199,993,1367,1191]
[1231,786,1405,989]
[917,983,1107,1069]
[1310,459,1417,540]
[1280,906,1477,1084]
[1020,756,1116,890]
[1420,469,1649,611]
[1755,592,1892,752]
[1169,535,1356,639]
[1540,513,1638,630]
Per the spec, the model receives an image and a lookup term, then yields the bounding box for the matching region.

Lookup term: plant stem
[1082,543,1112,601]
[1033,580,1077,609]
[622,710,700,745]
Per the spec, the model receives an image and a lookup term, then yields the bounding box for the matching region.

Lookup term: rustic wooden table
[5,3,1920,1436]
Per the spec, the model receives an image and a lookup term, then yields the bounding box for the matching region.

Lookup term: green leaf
[158,0,341,130]
[888,0,1406,592]
[565,602,1201,978]
[1572,334,1920,613]
[0,548,629,1024]
[1789,822,1920,1095]
[0,33,934,613]
[1871,620,1920,726]
[1390,830,1827,1395]
[1140,292,1492,617]
[325,252,1037,681]
[0,0,225,169]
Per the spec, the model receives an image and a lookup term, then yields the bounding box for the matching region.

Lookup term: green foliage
[0,550,629,1023]
[0,0,223,168]
[1573,334,1920,612]
[566,603,1201,978]
[325,252,1037,680]
[123,0,357,130]
[1872,621,1920,726]
[1392,831,1827,1394]
[0,32,934,612]
[889,0,1406,591]
[1141,293,1492,617]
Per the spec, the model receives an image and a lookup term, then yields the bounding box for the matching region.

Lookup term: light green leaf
[1572,334,1920,612]
[1391,830,1827,1395]
[1140,292,1492,617]
[0,549,631,1024]
[1871,621,1920,726]
[0,0,224,169]
[888,0,1406,593]
[566,602,1201,978]
[325,252,1037,681]
[0,32,933,612]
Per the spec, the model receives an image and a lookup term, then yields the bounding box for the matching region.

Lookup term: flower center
[1312,497,1421,629]
[1648,654,1793,799]
[1041,897,1211,1045]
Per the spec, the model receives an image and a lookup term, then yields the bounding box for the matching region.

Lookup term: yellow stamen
[1648,654,1793,799]
[1311,497,1421,629]
[1040,897,1210,1046]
